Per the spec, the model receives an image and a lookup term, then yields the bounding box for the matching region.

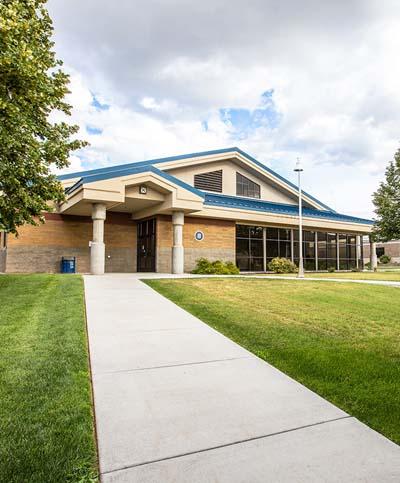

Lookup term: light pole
[294,158,304,278]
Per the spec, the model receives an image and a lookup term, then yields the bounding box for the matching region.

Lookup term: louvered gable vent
[194,169,223,192]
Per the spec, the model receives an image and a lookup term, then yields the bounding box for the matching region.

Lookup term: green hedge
[192,258,240,275]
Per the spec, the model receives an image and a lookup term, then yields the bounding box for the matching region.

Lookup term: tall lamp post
[294,158,304,278]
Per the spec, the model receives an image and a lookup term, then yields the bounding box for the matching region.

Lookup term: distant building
[364,239,400,264]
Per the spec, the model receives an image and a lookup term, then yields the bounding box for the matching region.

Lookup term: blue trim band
[203,193,373,225]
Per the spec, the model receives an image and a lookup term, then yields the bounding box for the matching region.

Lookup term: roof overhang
[59,168,204,217]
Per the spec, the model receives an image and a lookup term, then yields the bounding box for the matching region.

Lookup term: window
[293,229,316,270]
[376,247,384,258]
[236,225,264,271]
[266,228,291,264]
[194,169,222,192]
[236,173,260,198]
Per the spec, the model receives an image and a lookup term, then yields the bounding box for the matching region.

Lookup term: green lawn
[305,271,400,281]
[146,278,400,445]
[0,275,98,483]
[257,271,400,281]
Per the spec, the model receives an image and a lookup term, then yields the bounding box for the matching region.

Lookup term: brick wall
[5,212,136,273]
[156,215,236,272]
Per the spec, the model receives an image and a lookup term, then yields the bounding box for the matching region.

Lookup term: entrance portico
[59,166,203,274]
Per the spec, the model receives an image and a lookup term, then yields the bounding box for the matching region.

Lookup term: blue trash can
[61,257,76,274]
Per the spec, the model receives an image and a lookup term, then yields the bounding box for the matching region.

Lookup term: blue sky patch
[91,94,110,111]
[220,89,281,139]
[86,125,103,135]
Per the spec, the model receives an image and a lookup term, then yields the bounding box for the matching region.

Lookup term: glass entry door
[137,219,156,272]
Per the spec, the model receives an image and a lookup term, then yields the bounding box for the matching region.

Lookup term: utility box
[60,257,76,274]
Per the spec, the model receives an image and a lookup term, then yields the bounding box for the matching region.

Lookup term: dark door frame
[137,218,157,272]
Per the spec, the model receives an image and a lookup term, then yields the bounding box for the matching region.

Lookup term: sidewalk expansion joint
[93,355,253,377]
[101,415,354,476]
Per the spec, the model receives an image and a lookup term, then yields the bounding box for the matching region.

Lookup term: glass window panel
[250,258,264,271]
[317,232,327,242]
[236,225,249,238]
[339,260,348,270]
[279,241,291,258]
[266,227,279,240]
[250,239,263,258]
[303,230,315,242]
[318,259,327,270]
[304,259,316,270]
[293,229,299,241]
[339,240,347,258]
[236,257,250,271]
[279,228,291,241]
[304,241,315,258]
[327,259,336,269]
[266,240,279,258]
[293,241,303,258]
[348,235,356,245]
[327,233,337,258]
[249,226,263,239]
[348,244,356,259]
[236,173,261,199]
[348,259,356,269]
[236,238,250,257]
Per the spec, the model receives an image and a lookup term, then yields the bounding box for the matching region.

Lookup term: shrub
[379,254,391,264]
[328,266,335,273]
[192,258,240,275]
[365,261,371,270]
[267,257,297,274]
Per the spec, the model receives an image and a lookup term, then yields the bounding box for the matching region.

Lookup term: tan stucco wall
[5,213,136,273]
[167,160,297,205]
[156,215,236,272]
[364,240,400,262]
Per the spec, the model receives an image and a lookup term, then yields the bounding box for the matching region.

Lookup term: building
[0,148,377,274]
[364,239,400,264]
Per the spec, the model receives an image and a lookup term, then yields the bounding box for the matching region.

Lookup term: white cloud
[48,0,400,218]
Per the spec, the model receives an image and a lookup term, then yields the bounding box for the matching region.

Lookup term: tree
[0,0,87,234]
[372,148,400,241]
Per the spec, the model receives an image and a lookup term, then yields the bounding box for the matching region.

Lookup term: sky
[48,0,400,218]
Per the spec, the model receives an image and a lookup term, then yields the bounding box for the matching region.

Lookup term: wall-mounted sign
[194,231,204,241]
[139,185,147,195]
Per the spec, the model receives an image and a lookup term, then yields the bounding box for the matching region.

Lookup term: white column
[172,211,184,274]
[356,235,361,269]
[370,238,378,271]
[91,203,106,275]
[336,233,340,270]
[262,227,267,272]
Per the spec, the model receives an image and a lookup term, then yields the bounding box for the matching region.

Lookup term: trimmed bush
[379,254,391,264]
[328,266,335,273]
[267,257,297,274]
[192,258,240,275]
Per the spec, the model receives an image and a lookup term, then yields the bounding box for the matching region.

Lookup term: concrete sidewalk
[84,274,400,482]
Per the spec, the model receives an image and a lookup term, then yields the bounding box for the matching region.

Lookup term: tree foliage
[372,148,400,241]
[0,0,87,234]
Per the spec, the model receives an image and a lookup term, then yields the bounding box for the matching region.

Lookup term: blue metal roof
[65,165,205,198]
[204,193,373,225]
[58,147,334,211]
